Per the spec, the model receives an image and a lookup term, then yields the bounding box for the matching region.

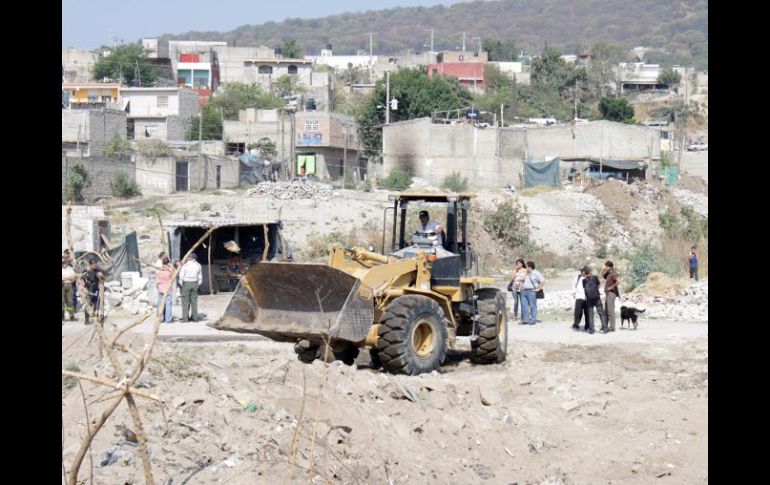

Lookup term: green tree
[598,97,635,123]
[66,163,91,202]
[187,105,224,140]
[103,134,132,158]
[112,170,141,198]
[357,68,472,155]
[188,83,285,140]
[530,46,583,94]
[483,64,511,91]
[92,44,160,86]
[657,67,682,88]
[337,63,369,92]
[482,38,518,61]
[207,82,284,120]
[588,41,628,97]
[272,74,305,98]
[281,38,303,58]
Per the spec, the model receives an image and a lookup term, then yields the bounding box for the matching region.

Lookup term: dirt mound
[585,180,683,247]
[631,272,690,298]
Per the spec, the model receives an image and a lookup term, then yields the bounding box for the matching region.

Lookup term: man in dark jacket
[81,259,104,325]
[601,261,621,333]
[582,267,607,334]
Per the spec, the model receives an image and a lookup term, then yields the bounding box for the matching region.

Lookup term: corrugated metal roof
[164,218,280,228]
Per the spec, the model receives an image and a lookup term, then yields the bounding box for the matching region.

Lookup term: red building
[427,62,485,92]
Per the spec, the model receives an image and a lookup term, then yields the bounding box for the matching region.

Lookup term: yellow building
[62,83,121,106]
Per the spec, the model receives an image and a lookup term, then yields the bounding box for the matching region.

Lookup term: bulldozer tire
[470,288,508,364]
[377,295,448,375]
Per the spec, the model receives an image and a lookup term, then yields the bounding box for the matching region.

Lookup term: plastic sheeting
[102,232,141,282]
[239,154,280,185]
[524,157,561,188]
[76,232,141,282]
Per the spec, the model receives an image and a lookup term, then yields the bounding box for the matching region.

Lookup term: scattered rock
[246,181,339,200]
[560,401,581,412]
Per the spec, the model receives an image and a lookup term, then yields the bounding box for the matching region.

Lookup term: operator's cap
[419,210,429,218]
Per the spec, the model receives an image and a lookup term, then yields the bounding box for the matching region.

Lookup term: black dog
[620,306,645,330]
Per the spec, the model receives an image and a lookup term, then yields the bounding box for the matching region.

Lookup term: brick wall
[62,156,136,201]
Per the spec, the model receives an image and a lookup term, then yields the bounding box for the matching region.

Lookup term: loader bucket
[210,263,374,344]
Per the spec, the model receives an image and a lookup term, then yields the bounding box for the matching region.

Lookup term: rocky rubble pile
[670,187,708,217]
[103,280,154,316]
[246,180,339,200]
[638,280,708,322]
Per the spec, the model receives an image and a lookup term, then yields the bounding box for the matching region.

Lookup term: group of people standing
[61,249,204,325]
[153,252,203,323]
[509,259,546,325]
[61,252,105,325]
[507,258,622,334]
[572,261,621,334]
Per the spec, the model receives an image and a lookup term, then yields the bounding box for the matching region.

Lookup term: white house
[121,87,199,141]
[617,62,666,93]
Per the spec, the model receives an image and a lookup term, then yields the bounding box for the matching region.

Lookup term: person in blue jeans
[509,258,527,320]
[689,247,699,281]
[521,261,545,325]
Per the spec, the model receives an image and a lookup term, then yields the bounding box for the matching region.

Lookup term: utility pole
[574,83,579,120]
[199,104,206,189]
[343,123,348,177]
[280,110,285,175]
[431,28,434,52]
[370,32,373,58]
[500,103,504,127]
[385,70,390,125]
[289,110,295,178]
[462,32,466,52]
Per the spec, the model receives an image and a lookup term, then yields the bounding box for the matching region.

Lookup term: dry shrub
[301,220,384,261]
[661,235,707,278]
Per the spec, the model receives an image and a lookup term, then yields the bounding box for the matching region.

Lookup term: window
[157,96,169,107]
[305,121,319,132]
[258,65,273,74]
[288,64,298,74]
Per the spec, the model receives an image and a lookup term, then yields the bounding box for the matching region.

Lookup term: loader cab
[385,192,478,277]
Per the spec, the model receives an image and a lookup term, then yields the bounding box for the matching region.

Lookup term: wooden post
[208,232,213,295]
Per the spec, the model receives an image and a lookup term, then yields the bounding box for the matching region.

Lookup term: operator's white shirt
[416,220,443,246]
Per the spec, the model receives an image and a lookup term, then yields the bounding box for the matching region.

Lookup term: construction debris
[245,180,339,200]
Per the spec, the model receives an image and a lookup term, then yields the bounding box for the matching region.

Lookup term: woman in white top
[572,266,591,331]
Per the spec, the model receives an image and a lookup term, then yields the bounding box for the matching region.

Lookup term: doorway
[176,161,189,192]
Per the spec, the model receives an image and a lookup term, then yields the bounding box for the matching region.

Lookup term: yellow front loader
[211,193,507,375]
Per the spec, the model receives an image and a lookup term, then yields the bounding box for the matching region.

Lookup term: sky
[62,0,466,49]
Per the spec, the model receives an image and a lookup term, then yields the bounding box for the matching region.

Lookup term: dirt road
[62,306,707,484]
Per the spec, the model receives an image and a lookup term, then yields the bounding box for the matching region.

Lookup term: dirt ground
[62,302,707,484]
[64,139,708,484]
